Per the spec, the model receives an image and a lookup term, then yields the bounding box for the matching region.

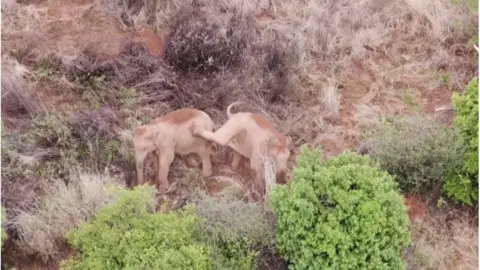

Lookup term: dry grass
[68,107,124,141]
[2,1,126,60]
[406,214,478,270]
[1,129,51,217]
[8,172,123,261]
[95,0,191,30]
[322,79,341,122]
[3,0,476,151]
[163,8,248,74]
[1,59,46,118]
[192,191,275,243]
[0,0,477,267]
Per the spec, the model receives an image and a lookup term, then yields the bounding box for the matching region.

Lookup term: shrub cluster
[444,77,478,205]
[63,187,278,270]
[192,192,276,269]
[61,148,413,270]
[365,78,478,205]
[62,186,211,270]
[366,116,465,195]
[271,147,411,270]
[1,62,46,117]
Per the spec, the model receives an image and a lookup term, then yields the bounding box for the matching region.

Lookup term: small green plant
[452,0,479,14]
[36,66,55,79]
[1,206,7,249]
[99,140,121,166]
[119,87,137,107]
[271,147,411,270]
[404,91,416,106]
[75,73,105,88]
[440,73,451,89]
[444,78,478,205]
[31,114,73,148]
[63,186,211,270]
[367,116,465,194]
[28,111,127,179]
[29,114,91,179]
[35,58,57,79]
[82,90,102,109]
[91,74,106,87]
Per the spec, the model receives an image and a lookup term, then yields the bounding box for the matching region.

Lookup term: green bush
[444,78,478,205]
[62,186,211,270]
[192,192,276,269]
[367,116,465,194]
[271,147,411,270]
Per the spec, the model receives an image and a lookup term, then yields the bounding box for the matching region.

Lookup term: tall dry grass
[100,0,476,145]
[3,0,476,152]
[1,59,46,117]
[8,172,123,261]
[407,215,478,270]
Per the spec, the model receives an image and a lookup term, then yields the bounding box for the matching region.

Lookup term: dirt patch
[2,238,74,270]
[418,85,456,126]
[2,0,132,61]
[133,28,168,56]
[420,86,453,114]
[43,3,130,57]
[1,177,45,218]
[404,195,428,223]
[33,79,90,112]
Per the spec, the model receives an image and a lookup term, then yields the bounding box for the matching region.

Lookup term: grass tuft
[9,172,122,261]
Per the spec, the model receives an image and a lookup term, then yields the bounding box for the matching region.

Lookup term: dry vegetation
[8,172,122,261]
[1,0,478,268]
[406,207,478,270]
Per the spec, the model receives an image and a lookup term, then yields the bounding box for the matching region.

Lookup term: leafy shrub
[192,192,276,269]
[444,78,478,205]
[366,116,465,194]
[10,173,120,260]
[63,186,211,270]
[452,78,478,176]
[271,147,411,270]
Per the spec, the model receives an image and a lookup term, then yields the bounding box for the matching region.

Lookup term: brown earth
[404,195,428,223]
[2,239,75,270]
